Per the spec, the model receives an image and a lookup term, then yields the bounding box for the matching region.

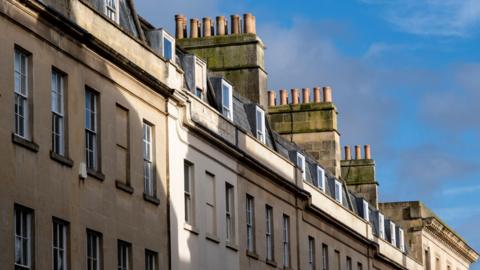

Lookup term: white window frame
[14,49,30,139]
[255,106,266,143]
[145,250,157,270]
[117,241,130,270]
[308,236,315,270]
[160,30,175,61]
[51,70,65,156]
[390,221,397,246]
[362,200,369,222]
[334,180,343,204]
[225,183,235,243]
[265,205,273,261]
[296,153,306,180]
[85,90,98,171]
[87,230,101,270]
[221,80,233,120]
[53,220,68,270]
[399,228,405,252]
[315,166,325,191]
[184,161,194,225]
[378,213,385,239]
[104,0,119,23]
[246,195,255,252]
[195,57,207,94]
[143,122,155,197]
[282,215,290,268]
[15,206,32,269]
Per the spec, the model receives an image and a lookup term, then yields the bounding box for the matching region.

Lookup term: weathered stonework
[177,34,268,108]
[341,158,379,207]
[268,102,341,176]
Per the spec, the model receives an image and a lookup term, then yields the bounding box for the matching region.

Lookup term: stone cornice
[423,217,479,263]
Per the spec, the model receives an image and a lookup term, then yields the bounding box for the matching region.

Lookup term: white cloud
[361,0,480,37]
[443,184,480,196]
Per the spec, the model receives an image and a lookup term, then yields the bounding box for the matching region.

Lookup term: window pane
[163,38,172,60]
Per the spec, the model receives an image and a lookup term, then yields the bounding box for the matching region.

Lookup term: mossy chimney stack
[341,145,379,208]
[268,86,341,176]
[175,13,267,108]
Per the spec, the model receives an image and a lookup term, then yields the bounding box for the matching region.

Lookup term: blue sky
[135,0,480,267]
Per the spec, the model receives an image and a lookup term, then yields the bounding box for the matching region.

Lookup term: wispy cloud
[443,184,480,196]
[361,0,480,37]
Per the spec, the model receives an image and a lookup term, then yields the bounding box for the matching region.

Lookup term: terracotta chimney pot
[323,86,332,102]
[302,88,310,103]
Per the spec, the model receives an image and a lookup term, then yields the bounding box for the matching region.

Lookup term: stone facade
[268,98,342,177]
[0,1,477,270]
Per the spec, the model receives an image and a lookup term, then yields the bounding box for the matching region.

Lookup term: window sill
[143,193,160,205]
[50,151,73,167]
[246,250,259,260]
[12,133,39,152]
[205,233,220,244]
[115,180,134,194]
[225,241,238,252]
[266,259,277,268]
[87,169,105,181]
[184,223,199,235]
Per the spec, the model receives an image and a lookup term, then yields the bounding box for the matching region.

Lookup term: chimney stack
[313,87,321,103]
[280,89,288,105]
[244,13,256,34]
[364,145,371,160]
[344,146,351,160]
[355,145,361,160]
[341,144,378,208]
[302,88,310,103]
[175,14,187,39]
[190,18,199,38]
[323,86,332,102]
[203,17,212,37]
[291,89,299,105]
[231,15,241,34]
[216,16,226,35]
[268,91,276,106]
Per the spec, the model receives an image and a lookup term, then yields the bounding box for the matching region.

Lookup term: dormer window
[390,221,397,246]
[378,213,385,239]
[194,57,207,99]
[221,80,233,120]
[163,33,175,61]
[104,0,119,22]
[334,180,343,204]
[362,200,369,222]
[315,166,325,191]
[255,107,265,143]
[296,153,306,180]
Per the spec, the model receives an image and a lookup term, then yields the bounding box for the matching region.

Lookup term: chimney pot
[243,13,256,34]
[313,87,321,103]
[302,88,311,103]
[268,91,276,106]
[323,86,332,102]
[355,145,361,160]
[190,18,199,38]
[291,89,299,105]
[203,17,212,37]
[216,16,226,35]
[344,146,351,160]
[175,14,186,39]
[364,145,371,160]
[231,15,240,34]
[280,89,288,105]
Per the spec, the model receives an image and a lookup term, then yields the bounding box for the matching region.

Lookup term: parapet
[267,86,333,107]
[175,13,256,39]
